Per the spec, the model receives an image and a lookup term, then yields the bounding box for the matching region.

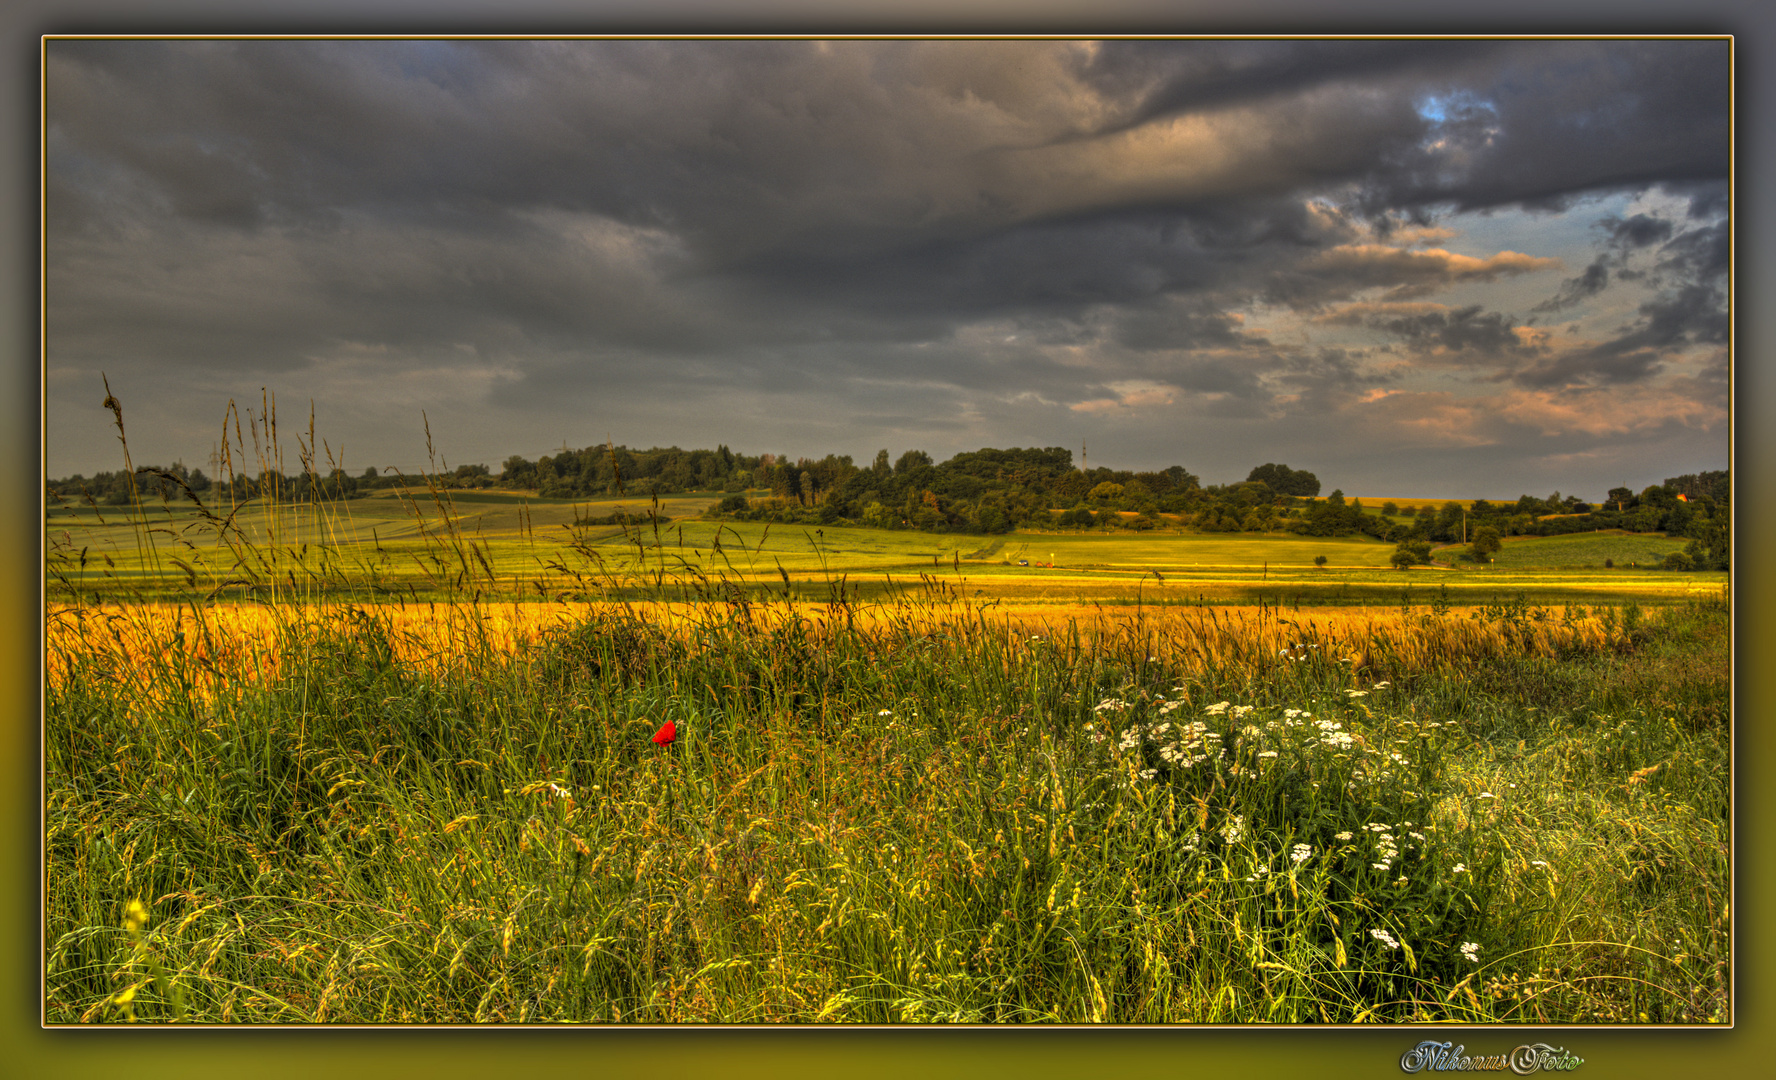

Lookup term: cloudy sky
[44,37,1730,499]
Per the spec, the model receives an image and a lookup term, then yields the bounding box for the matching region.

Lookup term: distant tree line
[1385,470,1728,571]
[44,446,1726,567]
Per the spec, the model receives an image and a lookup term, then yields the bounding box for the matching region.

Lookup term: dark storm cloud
[1080,39,1494,127]
[1112,303,1256,353]
[1520,211,1729,389]
[1367,305,1539,360]
[1358,39,1730,214]
[1531,259,1612,314]
[44,37,1729,492]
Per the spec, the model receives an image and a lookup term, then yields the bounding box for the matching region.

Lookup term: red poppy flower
[651,719,677,745]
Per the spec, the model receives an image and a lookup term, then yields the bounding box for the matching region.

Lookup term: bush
[717,494,749,514]
[1662,551,1695,571]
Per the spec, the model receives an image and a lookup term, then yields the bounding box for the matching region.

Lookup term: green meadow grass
[44,586,1729,1024]
[1485,531,1691,570]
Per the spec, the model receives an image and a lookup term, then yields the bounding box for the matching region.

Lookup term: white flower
[1460,942,1481,963]
[1394,876,1410,886]
[878,710,893,716]
[1477,792,1496,799]
[1345,689,1368,698]
[1220,815,1245,844]
[1334,831,1353,841]
[1369,928,1400,949]
[1117,729,1143,751]
[1373,681,1391,689]
[1095,698,1129,713]
[1531,859,1548,868]
[1451,863,1468,873]
[1205,701,1230,715]
[1245,866,1270,881]
[1365,823,1391,832]
[1257,750,1279,759]
[1290,843,1313,864]
[1139,768,1157,781]
[1372,862,1392,871]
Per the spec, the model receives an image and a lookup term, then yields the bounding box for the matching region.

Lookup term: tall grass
[42,393,1731,1023]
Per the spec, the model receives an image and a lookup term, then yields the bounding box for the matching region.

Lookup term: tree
[894,449,933,474]
[1314,554,1328,567]
[1247,463,1321,497]
[1467,525,1502,563]
[1393,539,1432,568]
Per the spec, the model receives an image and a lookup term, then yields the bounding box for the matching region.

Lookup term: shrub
[1662,551,1695,571]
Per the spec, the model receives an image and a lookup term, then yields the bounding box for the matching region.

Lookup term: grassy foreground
[45,589,1729,1024]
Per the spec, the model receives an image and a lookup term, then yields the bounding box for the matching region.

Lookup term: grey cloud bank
[46,37,1729,499]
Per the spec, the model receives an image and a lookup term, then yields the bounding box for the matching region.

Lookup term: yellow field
[49,596,1633,709]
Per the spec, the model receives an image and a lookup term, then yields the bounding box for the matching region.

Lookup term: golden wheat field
[48,597,1632,702]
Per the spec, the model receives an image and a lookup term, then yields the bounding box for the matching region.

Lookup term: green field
[1483,530,1691,569]
[45,487,1723,610]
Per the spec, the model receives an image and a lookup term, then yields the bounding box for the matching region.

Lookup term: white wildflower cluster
[1203,701,1253,719]
[1310,717,1357,750]
[1344,689,1369,698]
[1094,697,1130,713]
[1369,824,1401,871]
[1451,862,1468,874]
[1460,941,1482,963]
[1221,814,1245,845]
[1244,863,1271,882]
[1279,642,1321,662]
[1369,927,1401,950]
[1290,843,1313,865]
[1334,831,1354,842]
[1115,715,1221,772]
